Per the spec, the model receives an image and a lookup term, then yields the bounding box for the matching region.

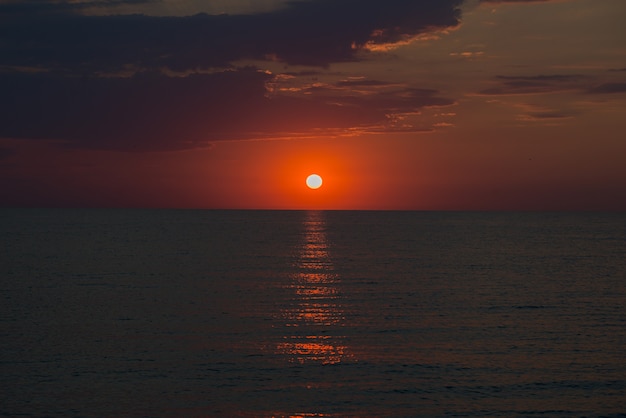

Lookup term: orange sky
[1,0,625,210]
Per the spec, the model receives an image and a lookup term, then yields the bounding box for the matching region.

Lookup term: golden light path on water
[276,211,350,365]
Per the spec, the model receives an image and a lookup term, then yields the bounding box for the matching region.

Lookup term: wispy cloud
[516,111,574,122]
[0,69,454,150]
[480,0,553,3]
[586,83,626,94]
[477,74,588,95]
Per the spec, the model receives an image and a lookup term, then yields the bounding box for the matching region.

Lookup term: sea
[1,209,625,417]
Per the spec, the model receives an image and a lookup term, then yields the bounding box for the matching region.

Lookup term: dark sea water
[1,209,625,417]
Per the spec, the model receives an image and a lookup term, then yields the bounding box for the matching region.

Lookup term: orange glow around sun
[256,142,355,209]
[205,137,420,210]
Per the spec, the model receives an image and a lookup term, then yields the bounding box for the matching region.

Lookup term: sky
[1,0,625,210]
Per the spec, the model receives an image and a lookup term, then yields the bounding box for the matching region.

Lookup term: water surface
[1,210,625,417]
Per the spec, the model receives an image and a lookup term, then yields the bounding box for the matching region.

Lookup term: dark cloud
[0,147,16,161]
[477,74,586,95]
[0,0,155,15]
[586,83,626,94]
[1,0,463,71]
[0,69,270,151]
[0,69,453,151]
[0,0,461,150]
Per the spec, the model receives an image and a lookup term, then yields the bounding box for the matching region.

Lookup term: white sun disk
[306,174,323,189]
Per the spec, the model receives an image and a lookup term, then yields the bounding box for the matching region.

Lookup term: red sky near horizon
[1,0,625,210]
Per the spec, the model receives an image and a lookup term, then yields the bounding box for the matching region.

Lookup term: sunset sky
[1,0,625,210]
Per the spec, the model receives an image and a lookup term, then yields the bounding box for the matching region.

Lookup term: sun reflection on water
[277,211,349,365]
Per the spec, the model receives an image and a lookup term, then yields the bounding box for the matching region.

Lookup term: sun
[306,174,323,189]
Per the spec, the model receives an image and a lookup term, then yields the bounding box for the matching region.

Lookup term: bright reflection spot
[277,211,350,364]
[276,336,346,365]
